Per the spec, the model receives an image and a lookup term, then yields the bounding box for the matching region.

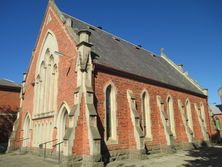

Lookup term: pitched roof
[0,79,21,88]
[209,104,222,115]
[50,2,206,96]
[216,105,222,111]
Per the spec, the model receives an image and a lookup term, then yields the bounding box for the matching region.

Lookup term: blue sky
[0,0,221,104]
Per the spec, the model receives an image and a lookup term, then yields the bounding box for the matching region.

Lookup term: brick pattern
[14,2,212,158]
[94,70,210,151]
[0,89,20,145]
[73,96,90,155]
[0,90,20,111]
[15,5,78,147]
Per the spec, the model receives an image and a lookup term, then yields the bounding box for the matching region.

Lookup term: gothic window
[23,114,31,147]
[34,51,57,115]
[57,105,69,143]
[141,91,152,139]
[105,84,117,141]
[34,31,59,118]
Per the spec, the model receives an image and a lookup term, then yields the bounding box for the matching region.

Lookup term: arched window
[34,56,57,115]
[185,99,193,133]
[105,84,117,141]
[23,114,31,147]
[57,105,69,143]
[141,91,152,139]
[34,31,58,117]
[167,96,176,137]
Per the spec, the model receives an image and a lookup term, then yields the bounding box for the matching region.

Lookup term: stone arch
[166,95,176,138]
[104,81,117,141]
[36,30,59,73]
[44,48,51,62]
[23,113,31,147]
[141,90,152,139]
[57,102,70,143]
[49,54,54,65]
[34,30,59,117]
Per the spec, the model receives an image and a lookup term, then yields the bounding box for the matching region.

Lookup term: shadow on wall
[94,94,111,165]
[183,145,222,167]
[0,106,17,153]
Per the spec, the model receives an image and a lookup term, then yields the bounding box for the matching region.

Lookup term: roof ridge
[62,12,157,57]
[160,54,207,96]
[0,78,17,84]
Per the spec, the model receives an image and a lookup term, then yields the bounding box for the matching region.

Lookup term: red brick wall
[0,90,20,111]
[0,89,20,147]
[73,96,90,155]
[14,2,212,156]
[14,4,80,148]
[94,69,210,151]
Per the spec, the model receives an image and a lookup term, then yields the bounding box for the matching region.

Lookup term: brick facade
[0,82,20,152]
[94,67,210,151]
[10,1,212,166]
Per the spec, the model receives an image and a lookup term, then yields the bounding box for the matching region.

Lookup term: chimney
[218,87,222,104]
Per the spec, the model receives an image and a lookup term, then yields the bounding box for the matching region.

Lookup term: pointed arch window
[23,114,31,147]
[34,52,58,116]
[141,91,152,139]
[105,84,117,141]
[34,31,59,118]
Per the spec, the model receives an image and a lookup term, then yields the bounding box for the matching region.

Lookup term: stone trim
[194,103,209,141]
[127,90,144,150]
[178,99,193,142]
[140,90,152,140]
[156,95,174,145]
[72,29,101,157]
[103,82,118,143]
[166,95,176,138]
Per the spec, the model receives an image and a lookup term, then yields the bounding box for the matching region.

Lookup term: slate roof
[216,105,222,111]
[209,104,222,115]
[0,79,20,88]
[61,12,205,96]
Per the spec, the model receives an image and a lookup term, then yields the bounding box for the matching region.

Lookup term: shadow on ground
[183,146,222,167]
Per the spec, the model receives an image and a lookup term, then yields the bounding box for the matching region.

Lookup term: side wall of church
[94,68,211,152]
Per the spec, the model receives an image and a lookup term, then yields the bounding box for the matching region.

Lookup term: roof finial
[160,48,167,57]
[49,0,55,3]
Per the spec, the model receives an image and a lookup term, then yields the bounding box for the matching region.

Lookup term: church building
[10,1,211,166]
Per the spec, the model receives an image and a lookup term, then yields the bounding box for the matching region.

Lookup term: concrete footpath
[1,146,222,167]
[107,146,222,167]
